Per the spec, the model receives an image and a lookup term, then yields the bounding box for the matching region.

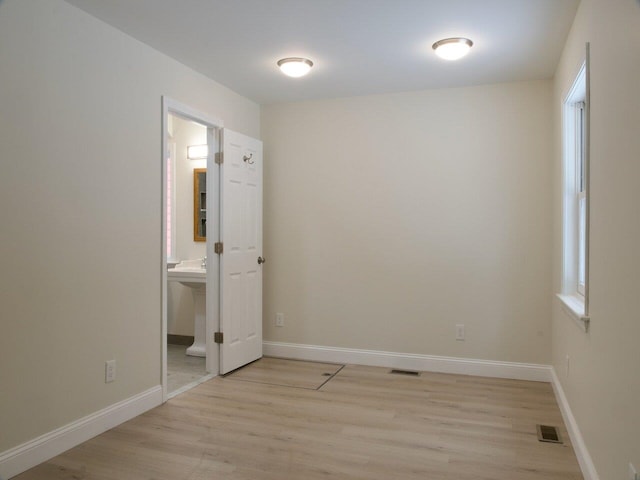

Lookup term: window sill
[556,294,590,332]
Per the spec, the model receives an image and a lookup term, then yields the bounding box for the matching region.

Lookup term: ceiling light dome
[432,38,473,61]
[277,57,313,77]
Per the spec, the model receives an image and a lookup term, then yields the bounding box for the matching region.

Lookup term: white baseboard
[263,341,552,382]
[550,368,600,480]
[0,385,162,479]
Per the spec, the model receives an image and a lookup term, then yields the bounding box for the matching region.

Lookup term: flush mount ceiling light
[277,57,314,77]
[432,37,473,61]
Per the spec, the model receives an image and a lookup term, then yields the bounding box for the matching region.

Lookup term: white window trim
[557,294,589,331]
[558,57,590,332]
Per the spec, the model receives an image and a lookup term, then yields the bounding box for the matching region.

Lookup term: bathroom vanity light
[277,57,313,77]
[432,38,473,60]
[187,144,208,160]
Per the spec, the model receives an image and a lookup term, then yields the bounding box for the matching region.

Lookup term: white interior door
[219,128,263,374]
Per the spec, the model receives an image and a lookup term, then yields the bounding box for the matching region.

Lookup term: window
[558,63,590,328]
[166,141,177,262]
[576,101,586,296]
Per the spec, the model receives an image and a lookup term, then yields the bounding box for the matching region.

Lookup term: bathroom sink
[167,268,205,286]
[168,259,206,287]
[167,259,207,357]
[171,258,205,269]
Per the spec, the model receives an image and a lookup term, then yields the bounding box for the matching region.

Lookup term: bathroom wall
[0,0,259,455]
[167,114,207,336]
[171,114,207,263]
[551,0,640,479]
[261,79,553,364]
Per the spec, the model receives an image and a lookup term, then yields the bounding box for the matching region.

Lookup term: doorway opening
[162,98,222,401]
[166,112,209,397]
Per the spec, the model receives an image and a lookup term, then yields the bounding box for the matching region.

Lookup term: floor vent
[389,369,420,376]
[536,424,563,444]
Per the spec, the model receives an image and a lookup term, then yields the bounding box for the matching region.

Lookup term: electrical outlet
[455,324,465,341]
[275,313,284,327]
[105,360,116,383]
[629,462,638,480]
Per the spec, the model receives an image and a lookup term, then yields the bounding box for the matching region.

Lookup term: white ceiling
[64,0,579,105]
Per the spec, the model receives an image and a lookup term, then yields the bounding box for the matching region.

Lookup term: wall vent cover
[536,424,563,444]
[389,369,420,376]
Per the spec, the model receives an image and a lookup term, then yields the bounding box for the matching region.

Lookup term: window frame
[558,59,590,330]
[576,101,586,296]
[166,140,177,263]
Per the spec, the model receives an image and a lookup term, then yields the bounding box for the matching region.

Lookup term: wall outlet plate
[455,324,465,341]
[275,313,284,327]
[105,360,116,383]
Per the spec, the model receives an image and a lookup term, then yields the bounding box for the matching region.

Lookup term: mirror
[194,168,206,241]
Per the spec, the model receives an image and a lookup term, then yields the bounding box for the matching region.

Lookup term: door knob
[257,256,266,265]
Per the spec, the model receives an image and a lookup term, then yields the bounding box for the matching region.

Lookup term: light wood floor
[226,357,344,390]
[15,359,583,480]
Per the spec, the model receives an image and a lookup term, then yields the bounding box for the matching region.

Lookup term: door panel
[220,129,263,374]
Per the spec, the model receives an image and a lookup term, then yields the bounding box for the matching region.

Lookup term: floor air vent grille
[536,424,563,444]
[389,369,420,376]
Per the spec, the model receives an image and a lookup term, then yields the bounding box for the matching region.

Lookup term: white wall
[0,0,259,453]
[167,115,207,336]
[172,115,207,263]
[261,80,552,364]
[551,1,640,479]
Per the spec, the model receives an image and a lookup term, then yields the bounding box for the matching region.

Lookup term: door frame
[161,96,223,402]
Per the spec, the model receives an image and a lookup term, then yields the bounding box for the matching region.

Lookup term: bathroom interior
[166,112,210,396]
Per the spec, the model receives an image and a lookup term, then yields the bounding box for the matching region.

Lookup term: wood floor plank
[225,357,343,389]
[14,361,583,480]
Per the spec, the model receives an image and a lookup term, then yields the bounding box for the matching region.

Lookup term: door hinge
[214,332,224,344]
[215,151,223,164]
[214,242,223,254]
